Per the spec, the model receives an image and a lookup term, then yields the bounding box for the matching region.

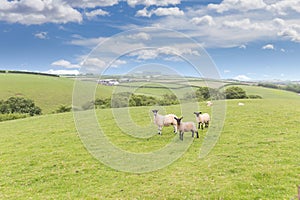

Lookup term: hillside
[0,74,113,114]
[0,86,299,199]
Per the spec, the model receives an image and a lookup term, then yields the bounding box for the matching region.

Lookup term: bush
[225,86,248,99]
[248,94,263,99]
[0,113,28,122]
[0,97,42,116]
[195,87,224,101]
[55,105,72,113]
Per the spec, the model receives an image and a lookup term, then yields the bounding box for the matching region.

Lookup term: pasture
[0,74,300,199]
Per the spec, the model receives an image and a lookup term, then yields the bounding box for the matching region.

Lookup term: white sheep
[152,110,178,135]
[238,102,245,106]
[174,117,198,141]
[206,101,213,107]
[193,112,210,130]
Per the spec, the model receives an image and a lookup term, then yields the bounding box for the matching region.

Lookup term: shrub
[0,97,42,116]
[0,113,28,122]
[248,94,263,99]
[56,105,72,113]
[225,86,248,99]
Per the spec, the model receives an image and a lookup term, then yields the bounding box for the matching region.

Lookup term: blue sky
[0,0,300,81]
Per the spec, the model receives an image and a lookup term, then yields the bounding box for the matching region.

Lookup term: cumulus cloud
[129,46,199,60]
[208,0,267,13]
[234,75,251,81]
[0,0,82,25]
[127,0,180,7]
[66,0,120,8]
[85,9,109,19]
[136,7,184,17]
[278,28,300,42]
[51,59,80,69]
[34,31,48,39]
[262,44,275,50]
[190,15,215,26]
[45,69,80,75]
[127,32,151,40]
[111,59,127,67]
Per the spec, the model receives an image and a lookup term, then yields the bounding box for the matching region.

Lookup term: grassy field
[0,74,113,113]
[0,80,300,199]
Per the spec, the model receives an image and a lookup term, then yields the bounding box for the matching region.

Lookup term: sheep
[174,117,198,141]
[152,109,178,135]
[193,112,210,130]
[238,102,245,106]
[206,101,213,107]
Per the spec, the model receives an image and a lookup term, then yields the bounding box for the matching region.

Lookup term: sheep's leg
[196,131,199,138]
[179,132,183,140]
[198,122,200,129]
[205,121,209,128]
[158,126,162,135]
[201,123,204,130]
[191,130,194,138]
[173,125,177,134]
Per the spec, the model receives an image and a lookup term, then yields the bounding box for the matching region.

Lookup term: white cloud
[190,15,215,26]
[234,75,251,81]
[136,7,184,17]
[111,59,127,67]
[45,69,80,75]
[34,31,48,39]
[239,44,247,49]
[70,36,107,47]
[82,57,106,68]
[127,0,180,7]
[0,0,82,25]
[66,0,120,8]
[129,46,199,60]
[278,28,300,42]
[208,0,267,13]
[280,48,286,52]
[262,44,275,50]
[266,0,300,15]
[51,59,80,69]
[85,9,109,19]
[224,70,230,73]
[127,32,151,40]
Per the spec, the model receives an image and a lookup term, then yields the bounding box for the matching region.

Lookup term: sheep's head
[193,112,202,117]
[174,116,183,125]
[152,109,159,115]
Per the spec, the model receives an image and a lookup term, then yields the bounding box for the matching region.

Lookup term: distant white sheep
[207,101,213,107]
[238,102,245,106]
[152,110,178,135]
[193,112,210,130]
[174,117,198,141]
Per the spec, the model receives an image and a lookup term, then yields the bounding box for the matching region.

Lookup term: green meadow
[0,74,300,199]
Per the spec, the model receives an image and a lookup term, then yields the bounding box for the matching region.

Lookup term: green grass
[1,74,300,198]
[0,91,300,199]
[0,74,113,114]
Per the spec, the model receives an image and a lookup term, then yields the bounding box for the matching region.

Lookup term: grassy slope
[0,74,113,113]
[0,86,300,199]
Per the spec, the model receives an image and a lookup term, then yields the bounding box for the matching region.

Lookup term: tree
[225,86,247,99]
[0,97,42,116]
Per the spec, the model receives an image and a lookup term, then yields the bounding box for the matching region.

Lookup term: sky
[0,0,300,81]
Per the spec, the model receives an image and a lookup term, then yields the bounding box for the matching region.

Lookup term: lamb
[206,101,213,107]
[193,112,210,130]
[174,117,198,141]
[152,109,178,135]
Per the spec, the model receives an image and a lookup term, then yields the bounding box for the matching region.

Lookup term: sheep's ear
[193,112,197,115]
[180,116,183,120]
[174,117,178,120]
